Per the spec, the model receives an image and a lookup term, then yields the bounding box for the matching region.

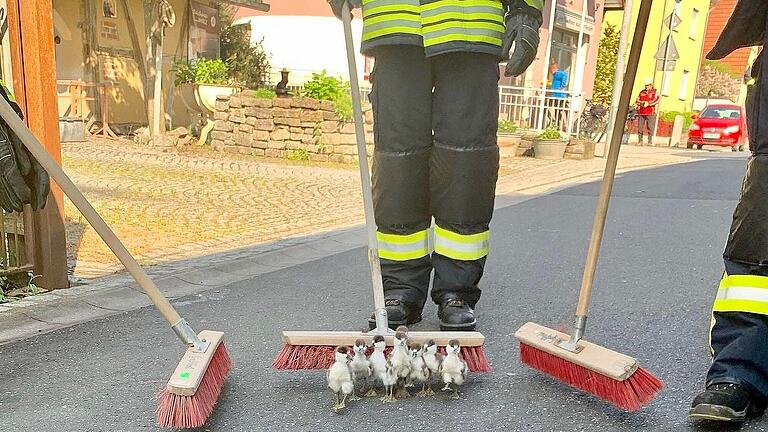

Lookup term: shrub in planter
[533,127,568,159]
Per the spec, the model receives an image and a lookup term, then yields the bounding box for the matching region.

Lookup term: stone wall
[210,90,373,163]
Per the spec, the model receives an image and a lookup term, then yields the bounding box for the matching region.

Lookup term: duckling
[380,358,399,403]
[349,339,372,400]
[368,335,387,397]
[390,328,411,398]
[408,342,430,397]
[440,339,468,400]
[422,339,443,396]
[327,346,354,411]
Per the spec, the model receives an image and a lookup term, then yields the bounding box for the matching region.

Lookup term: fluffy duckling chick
[440,339,467,400]
[380,358,399,403]
[408,342,430,397]
[349,339,372,400]
[422,339,443,396]
[327,346,354,411]
[390,329,411,398]
[368,335,387,397]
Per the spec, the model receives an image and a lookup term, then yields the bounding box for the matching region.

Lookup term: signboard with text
[189,1,220,59]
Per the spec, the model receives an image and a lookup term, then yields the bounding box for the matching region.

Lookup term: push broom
[0,93,229,428]
[514,0,664,411]
[272,1,491,372]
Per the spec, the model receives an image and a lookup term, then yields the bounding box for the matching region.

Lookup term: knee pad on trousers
[430,144,499,226]
[724,155,768,267]
[372,148,431,231]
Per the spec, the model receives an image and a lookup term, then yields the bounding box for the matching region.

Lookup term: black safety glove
[0,85,50,210]
[502,0,543,77]
[328,0,362,20]
[0,124,31,213]
[707,0,767,60]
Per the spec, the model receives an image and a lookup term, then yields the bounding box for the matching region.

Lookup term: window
[679,70,689,100]
[550,28,579,92]
[690,8,699,40]
[662,70,671,96]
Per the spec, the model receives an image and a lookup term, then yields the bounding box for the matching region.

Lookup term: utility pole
[603,0,634,155]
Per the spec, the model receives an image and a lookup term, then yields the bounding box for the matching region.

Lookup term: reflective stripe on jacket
[361,0,507,57]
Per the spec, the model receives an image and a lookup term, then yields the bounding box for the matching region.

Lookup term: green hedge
[659,111,695,131]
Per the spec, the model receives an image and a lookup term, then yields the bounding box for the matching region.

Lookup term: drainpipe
[570,0,588,137]
[603,0,634,155]
[537,0,558,130]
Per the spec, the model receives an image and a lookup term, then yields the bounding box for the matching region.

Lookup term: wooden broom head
[514,322,638,381]
[166,330,226,396]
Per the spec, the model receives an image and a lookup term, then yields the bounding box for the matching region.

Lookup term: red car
[687,104,748,151]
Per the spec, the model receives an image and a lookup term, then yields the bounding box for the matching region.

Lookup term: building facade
[240,0,606,134]
[604,0,710,114]
[52,0,269,128]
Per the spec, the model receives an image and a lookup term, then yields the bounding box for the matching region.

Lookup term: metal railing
[267,82,593,136]
[498,85,584,135]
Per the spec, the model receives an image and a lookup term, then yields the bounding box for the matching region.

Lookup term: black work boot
[689,383,767,422]
[368,299,422,330]
[437,298,477,331]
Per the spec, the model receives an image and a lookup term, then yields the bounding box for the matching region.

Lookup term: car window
[701,107,741,119]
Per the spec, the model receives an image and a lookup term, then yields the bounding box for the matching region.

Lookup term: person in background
[548,61,568,129]
[635,78,660,145]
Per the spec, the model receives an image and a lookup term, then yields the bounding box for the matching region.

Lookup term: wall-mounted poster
[189,1,220,60]
[103,0,117,18]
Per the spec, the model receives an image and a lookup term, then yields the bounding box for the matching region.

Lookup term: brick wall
[210,91,373,163]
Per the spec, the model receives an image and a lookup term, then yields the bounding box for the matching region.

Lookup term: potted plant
[497,119,521,157]
[173,59,240,145]
[533,127,568,159]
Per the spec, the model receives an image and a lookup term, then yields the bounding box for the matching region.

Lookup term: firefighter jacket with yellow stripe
[360,0,543,58]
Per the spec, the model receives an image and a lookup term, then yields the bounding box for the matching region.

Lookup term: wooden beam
[7,0,69,289]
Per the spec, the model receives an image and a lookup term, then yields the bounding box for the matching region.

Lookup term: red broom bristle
[273,343,492,372]
[519,343,663,411]
[156,342,232,429]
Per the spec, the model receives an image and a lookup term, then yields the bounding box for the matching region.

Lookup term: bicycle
[575,99,608,141]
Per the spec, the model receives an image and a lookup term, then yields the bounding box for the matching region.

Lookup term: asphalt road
[0,152,762,432]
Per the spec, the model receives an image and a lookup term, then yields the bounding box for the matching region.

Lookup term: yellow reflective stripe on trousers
[713,274,768,315]
[377,230,430,261]
[433,225,490,261]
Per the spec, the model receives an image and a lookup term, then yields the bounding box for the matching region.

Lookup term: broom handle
[342,3,390,333]
[0,96,204,347]
[572,0,654,336]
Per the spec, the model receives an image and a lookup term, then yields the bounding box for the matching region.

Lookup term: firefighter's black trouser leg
[707,49,768,400]
[369,45,499,308]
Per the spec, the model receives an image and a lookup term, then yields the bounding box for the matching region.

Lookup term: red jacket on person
[636,88,660,116]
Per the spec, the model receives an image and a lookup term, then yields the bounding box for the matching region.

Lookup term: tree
[592,23,620,106]
[219,6,270,89]
[695,60,741,101]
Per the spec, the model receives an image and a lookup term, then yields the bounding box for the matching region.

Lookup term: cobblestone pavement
[62,137,690,279]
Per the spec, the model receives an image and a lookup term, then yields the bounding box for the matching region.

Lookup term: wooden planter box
[566,138,596,160]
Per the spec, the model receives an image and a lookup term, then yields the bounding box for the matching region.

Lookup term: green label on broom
[179,371,191,379]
